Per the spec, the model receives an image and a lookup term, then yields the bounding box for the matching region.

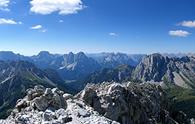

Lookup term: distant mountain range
[87,52,145,68]
[0,51,145,80]
[0,51,194,87]
[86,53,195,89]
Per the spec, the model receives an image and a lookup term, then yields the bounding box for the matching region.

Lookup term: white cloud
[0,18,22,25]
[30,0,84,15]
[30,25,47,33]
[30,25,42,30]
[109,32,118,37]
[179,20,195,28]
[169,30,190,37]
[0,0,10,11]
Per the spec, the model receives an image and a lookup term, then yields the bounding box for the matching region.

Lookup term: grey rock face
[58,52,101,80]
[27,86,67,111]
[76,82,191,124]
[133,53,170,82]
[133,54,195,88]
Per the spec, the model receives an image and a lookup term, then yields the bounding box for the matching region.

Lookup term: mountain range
[133,53,195,88]
[0,51,195,120]
[86,53,195,89]
[0,51,144,79]
[0,51,195,89]
[0,51,145,118]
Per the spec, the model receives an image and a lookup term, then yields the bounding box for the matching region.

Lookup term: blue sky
[0,0,195,55]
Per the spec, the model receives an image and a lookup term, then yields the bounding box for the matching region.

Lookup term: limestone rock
[76,82,191,124]
[0,85,118,124]
[133,54,195,88]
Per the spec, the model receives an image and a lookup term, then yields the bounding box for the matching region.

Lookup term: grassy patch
[166,86,195,118]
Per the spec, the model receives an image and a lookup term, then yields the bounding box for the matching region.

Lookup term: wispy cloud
[30,25,42,30]
[109,32,118,37]
[179,20,195,28]
[0,18,22,25]
[30,25,47,33]
[0,0,10,11]
[30,0,85,15]
[169,30,190,37]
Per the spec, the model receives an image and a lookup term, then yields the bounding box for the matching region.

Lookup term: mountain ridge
[0,60,69,118]
[133,53,195,89]
[0,51,145,80]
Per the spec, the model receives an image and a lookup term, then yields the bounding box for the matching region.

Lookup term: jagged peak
[38,51,51,56]
[67,51,74,55]
[76,51,86,56]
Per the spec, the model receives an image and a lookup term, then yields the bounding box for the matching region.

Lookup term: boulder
[32,96,49,111]
[63,93,73,100]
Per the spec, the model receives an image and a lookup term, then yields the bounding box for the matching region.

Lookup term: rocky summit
[0,85,118,124]
[76,82,194,124]
[1,82,195,124]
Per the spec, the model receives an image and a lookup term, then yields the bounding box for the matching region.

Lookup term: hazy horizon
[0,50,194,57]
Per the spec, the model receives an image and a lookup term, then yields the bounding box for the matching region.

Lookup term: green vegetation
[166,86,195,118]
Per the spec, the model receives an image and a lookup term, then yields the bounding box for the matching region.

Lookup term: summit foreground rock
[0,82,194,124]
[76,82,194,124]
[0,85,118,124]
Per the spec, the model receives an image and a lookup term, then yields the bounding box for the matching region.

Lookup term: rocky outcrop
[1,83,194,124]
[76,82,192,124]
[0,85,118,124]
[133,54,195,89]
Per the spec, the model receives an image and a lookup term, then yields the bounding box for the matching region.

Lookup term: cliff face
[133,54,195,89]
[133,53,170,82]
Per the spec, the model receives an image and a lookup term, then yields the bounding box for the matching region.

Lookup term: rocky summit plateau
[0,85,118,124]
[0,82,195,124]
